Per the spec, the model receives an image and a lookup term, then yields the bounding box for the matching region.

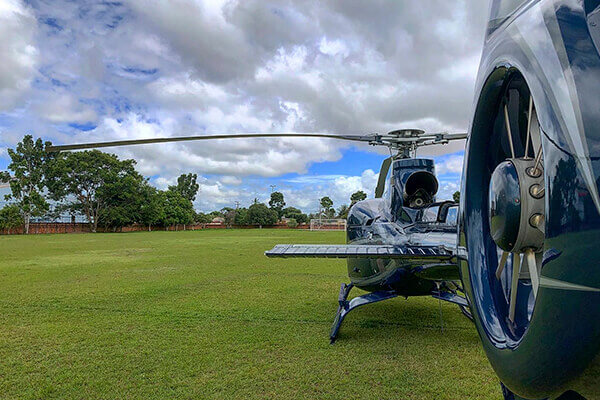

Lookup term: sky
[0,0,490,213]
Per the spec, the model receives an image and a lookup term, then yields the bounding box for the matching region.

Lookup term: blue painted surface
[459,0,600,398]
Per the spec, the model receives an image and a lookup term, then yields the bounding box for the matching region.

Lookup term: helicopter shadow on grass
[310,290,478,346]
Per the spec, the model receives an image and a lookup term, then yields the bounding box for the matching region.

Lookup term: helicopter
[47,129,470,344]
[264,129,470,343]
[44,0,600,397]
[48,129,469,344]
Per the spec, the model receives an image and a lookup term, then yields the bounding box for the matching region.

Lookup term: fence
[0,222,312,235]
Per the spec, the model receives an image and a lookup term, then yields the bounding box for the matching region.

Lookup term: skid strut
[330,283,398,344]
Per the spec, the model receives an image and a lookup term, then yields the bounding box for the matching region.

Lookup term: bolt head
[529,213,544,228]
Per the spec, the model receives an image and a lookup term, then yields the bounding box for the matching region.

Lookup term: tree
[247,202,278,227]
[223,209,237,227]
[337,204,350,219]
[453,191,460,203]
[234,207,248,225]
[320,196,334,218]
[47,150,140,233]
[169,173,199,202]
[0,204,23,232]
[269,191,286,218]
[159,189,195,228]
[350,190,367,206]
[97,171,151,231]
[208,210,224,220]
[139,186,165,231]
[1,135,53,234]
[281,206,308,224]
[194,211,211,224]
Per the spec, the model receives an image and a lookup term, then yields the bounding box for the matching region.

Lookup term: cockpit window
[446,206,458,225]
[421,206,439,223]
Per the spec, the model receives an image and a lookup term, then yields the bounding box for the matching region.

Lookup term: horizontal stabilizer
[265,244,453,259]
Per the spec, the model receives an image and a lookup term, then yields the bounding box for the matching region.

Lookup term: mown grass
[0,229,500,399]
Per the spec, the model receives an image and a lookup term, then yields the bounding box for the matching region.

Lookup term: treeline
[209,189,367,229]
[0,136,201,233]
[0,135,368,234]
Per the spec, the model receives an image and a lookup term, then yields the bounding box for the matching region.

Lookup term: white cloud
[435,154,464,175]
[152,177,172,190]
[437,181,460,201]
[0,0,37,110]
[220,176,242,185]
[70,113,344,179]
[0,0,490,211]
[270,169,379,214]
[319,37,349,58]
[36,92,97,124]
[332,169,378,201]
[148,74,230,110]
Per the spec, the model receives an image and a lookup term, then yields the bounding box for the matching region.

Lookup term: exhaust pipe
[403,171,439,208]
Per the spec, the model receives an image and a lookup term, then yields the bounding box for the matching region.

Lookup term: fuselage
[345,158,458,296]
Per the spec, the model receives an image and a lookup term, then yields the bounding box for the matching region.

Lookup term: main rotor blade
[439,133,468,141]
[46,133,373,152]
[375,156,392,198]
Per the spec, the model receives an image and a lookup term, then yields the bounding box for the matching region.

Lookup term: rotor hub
[387,129,425,138]
[488,158,544,253]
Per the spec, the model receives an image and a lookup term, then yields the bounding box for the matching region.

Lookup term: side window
[446,206,458,226]
[383,163,393,201]
[421,206,439,223]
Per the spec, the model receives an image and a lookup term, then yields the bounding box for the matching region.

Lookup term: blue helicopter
[265,130,471,343]
[47,0,600,398]
[269,0,600,397]
[48,129,471,345]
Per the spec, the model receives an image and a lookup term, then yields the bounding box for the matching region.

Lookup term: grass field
[0,229,500,399]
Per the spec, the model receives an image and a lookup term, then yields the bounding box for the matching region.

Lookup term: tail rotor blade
[375,156,393,198]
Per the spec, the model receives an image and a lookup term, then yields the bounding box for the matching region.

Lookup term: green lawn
[0,230,500,399]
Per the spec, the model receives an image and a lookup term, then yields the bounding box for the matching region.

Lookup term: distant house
[211,217,225,224]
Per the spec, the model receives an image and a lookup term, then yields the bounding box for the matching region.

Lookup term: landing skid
[330,283,398,344]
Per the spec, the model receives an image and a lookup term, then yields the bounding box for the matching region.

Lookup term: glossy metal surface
[460,0,600,398]
[346,158,458,296]
[489,161,522,251]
